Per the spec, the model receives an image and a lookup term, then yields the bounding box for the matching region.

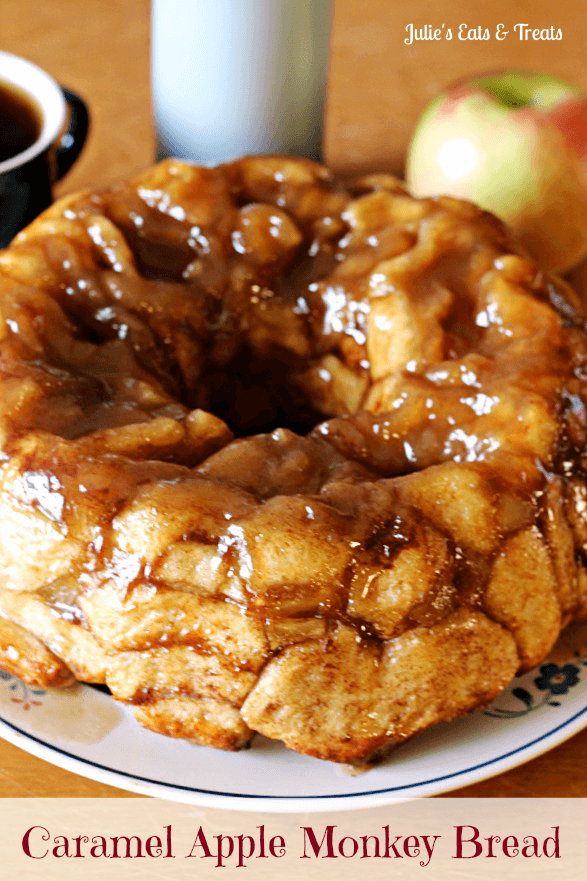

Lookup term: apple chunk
[406,70,587,273]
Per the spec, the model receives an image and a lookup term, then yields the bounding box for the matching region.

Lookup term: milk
[152,0,332,163]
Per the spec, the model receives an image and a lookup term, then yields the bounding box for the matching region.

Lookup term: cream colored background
[0,799,581,879]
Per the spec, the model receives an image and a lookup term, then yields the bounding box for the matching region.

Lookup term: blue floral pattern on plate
[485,649,586,718]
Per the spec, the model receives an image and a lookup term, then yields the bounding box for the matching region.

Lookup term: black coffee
[0,82,42,163]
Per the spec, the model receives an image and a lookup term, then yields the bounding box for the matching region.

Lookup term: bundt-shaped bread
[0,156,586,763]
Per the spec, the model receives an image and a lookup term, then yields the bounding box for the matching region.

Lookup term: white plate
[1,623,587,812]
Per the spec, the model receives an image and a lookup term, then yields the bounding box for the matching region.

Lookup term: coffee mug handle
[56,88,90,180]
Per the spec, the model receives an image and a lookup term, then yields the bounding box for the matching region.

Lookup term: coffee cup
[0,51,89,247]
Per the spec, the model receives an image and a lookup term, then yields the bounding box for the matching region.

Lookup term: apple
[406,70,587,273]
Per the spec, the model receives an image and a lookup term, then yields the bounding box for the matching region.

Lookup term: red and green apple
[406,70,587,273]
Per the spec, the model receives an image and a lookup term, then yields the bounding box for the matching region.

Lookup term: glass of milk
[152,0,332,164]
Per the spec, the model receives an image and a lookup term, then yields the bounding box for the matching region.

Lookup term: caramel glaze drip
[0,155,586,762]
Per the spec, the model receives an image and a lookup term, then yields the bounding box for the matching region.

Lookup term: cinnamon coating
[0,156,585,763]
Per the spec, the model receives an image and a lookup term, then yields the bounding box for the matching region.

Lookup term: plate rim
[1,699,586,811]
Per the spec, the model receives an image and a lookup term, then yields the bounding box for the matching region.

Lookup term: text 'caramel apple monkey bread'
[0,155,585,764]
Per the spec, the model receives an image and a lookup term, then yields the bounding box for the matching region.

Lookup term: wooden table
[0,0,585,799]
